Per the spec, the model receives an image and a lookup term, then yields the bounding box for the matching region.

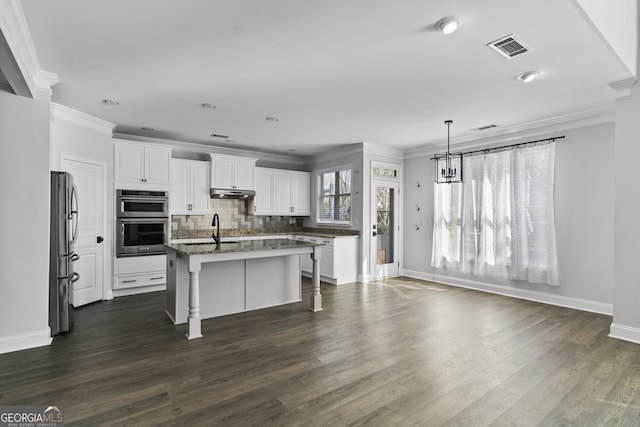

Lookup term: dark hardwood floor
[1,277,640,426]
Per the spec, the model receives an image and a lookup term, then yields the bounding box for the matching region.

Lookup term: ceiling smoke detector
[487,34,531,59]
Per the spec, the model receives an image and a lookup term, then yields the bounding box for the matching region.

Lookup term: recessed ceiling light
[101,99,119,105]
[141,127,155,131]
[436,17,459,34]
[265,117,279,122]
[517,71,540,83]
[201,103,216,109]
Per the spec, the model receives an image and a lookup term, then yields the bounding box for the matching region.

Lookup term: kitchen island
[165,238,323,339]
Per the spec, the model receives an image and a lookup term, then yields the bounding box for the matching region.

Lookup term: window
[431,143,559,285]
[373,166,398,178]
[318,166,352,224]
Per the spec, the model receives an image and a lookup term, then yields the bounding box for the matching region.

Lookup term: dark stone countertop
[165,238,322,256]
[170,228,360,240]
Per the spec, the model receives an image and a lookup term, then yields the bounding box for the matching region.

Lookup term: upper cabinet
[171,159,210,215]
[209,154,258,190]
[254,167,274,215]
[254,167,311,216]
[114,140,172,189]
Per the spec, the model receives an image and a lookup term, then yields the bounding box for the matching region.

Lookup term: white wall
[0,86,52,353]
[50,104,115,298]
[303,145,364,278]
[612,80,640,343]
[403,121,615,314]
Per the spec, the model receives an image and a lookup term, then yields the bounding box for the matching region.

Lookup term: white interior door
[371,180,400,279]
[61,156,105,307]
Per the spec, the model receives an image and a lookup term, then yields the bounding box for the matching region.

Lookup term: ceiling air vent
[487,34,530,59]
[473,124,498,131]
[210,133,229,139]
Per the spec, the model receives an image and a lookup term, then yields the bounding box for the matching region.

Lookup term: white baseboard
[0,328,52,355]
[403,269,613,316]
[609,323,640,345]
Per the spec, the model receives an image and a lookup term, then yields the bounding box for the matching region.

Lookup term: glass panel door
[372,180,399,278]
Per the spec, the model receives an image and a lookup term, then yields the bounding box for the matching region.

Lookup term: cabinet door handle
[122,279,137,283]
[150,277,164,280]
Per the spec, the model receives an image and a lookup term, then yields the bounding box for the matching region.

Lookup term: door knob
[372,231,377,237]
[97,236,104,243]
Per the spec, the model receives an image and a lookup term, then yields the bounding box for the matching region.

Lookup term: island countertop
[166,237,324,340]
[165,238,322,256]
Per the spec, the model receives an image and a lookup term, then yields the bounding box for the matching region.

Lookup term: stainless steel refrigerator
[49,171,80,336]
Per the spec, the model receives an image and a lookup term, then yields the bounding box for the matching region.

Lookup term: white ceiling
[20,0,632,156]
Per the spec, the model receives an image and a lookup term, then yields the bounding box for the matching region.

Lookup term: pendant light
[433,120,463,184]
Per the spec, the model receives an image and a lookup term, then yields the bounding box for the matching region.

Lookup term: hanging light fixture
[433,120,463,184]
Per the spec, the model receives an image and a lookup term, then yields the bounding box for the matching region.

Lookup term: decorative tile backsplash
[171,198,303,233]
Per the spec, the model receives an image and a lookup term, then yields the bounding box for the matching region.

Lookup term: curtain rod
[431,135,565,159]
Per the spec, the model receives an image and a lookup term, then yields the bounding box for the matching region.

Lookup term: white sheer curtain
[431,143,559,286]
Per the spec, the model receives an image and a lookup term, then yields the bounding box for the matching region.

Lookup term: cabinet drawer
[115,272,166,289]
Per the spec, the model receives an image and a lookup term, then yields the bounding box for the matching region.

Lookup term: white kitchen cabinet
[113,254,166,296]
[254,167,274,215]
[255,167,310,216]
[273,171,293,214]
[296,235,358,285]
[291,172,311,215]
[209,153,258,190]
[114,140,172,189]
[171,159,210,215]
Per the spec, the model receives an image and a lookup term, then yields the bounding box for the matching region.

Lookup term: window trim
[316,164,353,226]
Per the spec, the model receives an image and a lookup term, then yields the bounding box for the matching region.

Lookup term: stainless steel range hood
[210,188,255,199]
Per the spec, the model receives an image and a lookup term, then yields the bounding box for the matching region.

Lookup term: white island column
[309,245,322,312]
[187,255,202,339]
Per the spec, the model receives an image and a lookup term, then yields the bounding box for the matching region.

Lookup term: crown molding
[362,142,404,159]
[51,103,115,135]
[113,132,304,168]
[302,143,363,165]
[0,0,57,96]
[403,106,615,159]
[609,78,637,100]
[34,71,58,94]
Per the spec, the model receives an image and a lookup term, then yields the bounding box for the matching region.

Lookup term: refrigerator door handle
[70,253,80,262]
[70,272,80,284]
[70,183,80,245]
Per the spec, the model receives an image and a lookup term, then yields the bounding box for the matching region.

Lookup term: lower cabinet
[113,254,166,296]
[296,235,358,285]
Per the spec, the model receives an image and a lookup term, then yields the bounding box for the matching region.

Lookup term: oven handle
[117,195,168,203]
[118,217,169,224]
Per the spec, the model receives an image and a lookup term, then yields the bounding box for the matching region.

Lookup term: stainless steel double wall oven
[116,189,168,257]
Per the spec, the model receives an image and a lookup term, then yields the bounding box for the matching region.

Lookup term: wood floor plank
[1,276,639,426]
